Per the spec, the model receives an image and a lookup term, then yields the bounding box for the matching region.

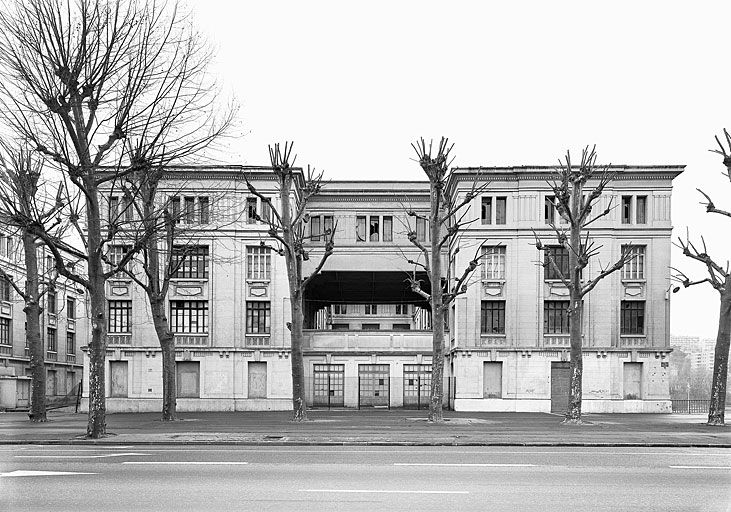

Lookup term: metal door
[110,361,128,398]
[550,362,570,413]
[403,364,431,409]
[248,362,267,399]
[623,362,642,399]
[176,361,200,398]
[313,364,345,407]
[358,364,390,407]
[16,379,30,408]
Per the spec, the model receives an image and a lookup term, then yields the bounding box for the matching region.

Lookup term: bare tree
[245,142,335,422]
[0,0,232,437]
[533,146,633,424]
[405,138,491,423]
[673,129,731,426]
[0,142,71,421]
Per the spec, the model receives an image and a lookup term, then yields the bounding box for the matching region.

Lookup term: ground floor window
[176,361,200,398]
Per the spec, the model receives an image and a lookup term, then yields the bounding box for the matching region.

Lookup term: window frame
[171,245,209,279]
[481,301,506,334]
[47,327,57,352]
[356,216,366,242]
[108,300,132,334]
[544,300,570,334]
[246,301,271,334]
[620,300,645,335]
[170,300,209,334]
[636,195,647,224]
[621,245,646,280]
[246,246,271,280]
[482,246,506,280]
[0,317,11,346]
[544,246,570,280]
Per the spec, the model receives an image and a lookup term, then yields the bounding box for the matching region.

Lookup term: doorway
[358,364,389,408]
[550,361,570,413]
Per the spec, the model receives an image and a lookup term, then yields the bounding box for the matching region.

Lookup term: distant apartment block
[85,164,682,413]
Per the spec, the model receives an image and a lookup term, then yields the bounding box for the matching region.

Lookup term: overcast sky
[190,0,731,339]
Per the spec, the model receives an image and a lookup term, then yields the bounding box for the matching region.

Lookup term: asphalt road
[1,445,730,512]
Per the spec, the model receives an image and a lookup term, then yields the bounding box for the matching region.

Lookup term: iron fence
[671,399,710,414]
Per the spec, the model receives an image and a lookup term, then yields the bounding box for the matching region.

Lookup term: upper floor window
[108,300,131,333]
[482,246,506,280]
[383,216,393,242]
[47,290,56,315]
[544,300,570,334]
[246,246,271,280]
[246,301,271,334]
[0,275,12,302]
[416,217,428,242]
[636,196,647,224]
[364,304,377,315]
[246,197,258,224]
[333,304,347,315]
[356,216,366,242]
[544,246,570,280]
[481,196,507,225]
[171,245,209,279]
[47,327,57,352]
[621,196,632,224]
[199,197,210,224]
[544,196,556,224]
[621,245,646,280]
[311,216,321,241]
[622,195,649,225]
[481,301,506,334]
[66,332,75,354]
[170,196,209,224]
[108,196,133,223]
[170,300,208,334]
[184,197,195,224]
[0,234,13,258]
[67,297,76,319]
[369,216,379,242]
[395,304,409,315]
[107,244,132,270]
[0,318,10,345]
[620,301,645,335]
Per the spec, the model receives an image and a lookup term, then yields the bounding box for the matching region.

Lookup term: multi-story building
[0,230,88,409]
[88,163,682,413]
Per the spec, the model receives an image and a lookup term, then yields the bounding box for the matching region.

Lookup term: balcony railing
[616,336,648,348]
[245,335,270,347]
[66,354,77,363]
[477,335,508,347]
[108,334,132,346]
[0,344,11,355]
[544,335,571,348]
[174,334,208,346]
[46,351,57,361]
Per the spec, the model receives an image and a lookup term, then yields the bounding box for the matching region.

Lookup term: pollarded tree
[405,138,492,423]
[245,142,335,422]
[673,129,731,426]
[533,146,634,424]
[0,0,231,437]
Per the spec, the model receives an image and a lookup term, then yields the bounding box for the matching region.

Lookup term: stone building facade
[87,164,682,413]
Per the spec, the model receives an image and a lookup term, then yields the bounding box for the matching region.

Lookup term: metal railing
[671,399,710,414]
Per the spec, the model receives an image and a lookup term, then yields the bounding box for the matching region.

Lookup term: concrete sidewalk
[1,409,730,447]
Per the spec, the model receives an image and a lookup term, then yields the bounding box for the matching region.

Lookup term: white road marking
[122,461,249,465]
[15,452,149,459]
[395,463,536,467]
[1,470,97,477]
[669,465,731,470]
[300,489,469,494]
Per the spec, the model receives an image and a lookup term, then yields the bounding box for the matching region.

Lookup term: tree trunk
[708,279,731,426]
[565,181,584,423]
[22,233,45,422]
[428,180,445,423]
[85,182,107,438]
[290,298,307,421]
[152,299,177,421]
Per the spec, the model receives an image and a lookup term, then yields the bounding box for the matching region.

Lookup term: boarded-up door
[16,379,30,407]
[550,362,570,413]
[110,361,128,398]
[176,361,200,398]
[46,369,57,396]
[248,362,267,399]
[359,364,390,407]
[66,371,76,396]
[483,362,503,398]
[623,362,642,400]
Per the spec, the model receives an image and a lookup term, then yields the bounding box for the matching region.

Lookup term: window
[481,197,492,224]
[636,196,647,224]
[310,216,321,241]
[383,216,393,242]
[246,301,270,334]
[356,216,366,242]
[108,244,131,270]
[246,246,271,280]
[544,301,570,334]
[482,246,506,280]
[323,215,334,240]
[183,197,195,224]
[545,195,556,224]
[481,301,506,334]
[171,245,209,279]
[621,196,632,224]
[121,195,133,222]
[331,323,349,330]
[483,362,502,398]
[246,197,258,224]
[545,246,570,280]
[67,297,76,319]
[47,327,57,352]
[495,197,507,224]
[171,196,181,222]
[620,301,645,335]
[393,323,411,330]
[361,323,380,330]
[6,235,12,256]
[66,332,75,355]
[0,318,10,345]
[333,304,347,315]
[47,290,56,315]
[0,275,11,302]
[395,304,408,315]
[260,199,271,223]
[108,300,132,333]
[199,197,210,224]
[416,217,428,242]
[622,245,645,280]
[369,216,379,242]
[364,304,377,315]
[170,300,208,334]
[109,196,120,221]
